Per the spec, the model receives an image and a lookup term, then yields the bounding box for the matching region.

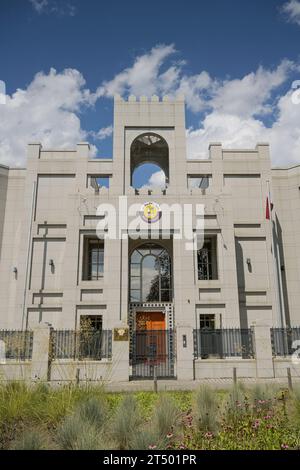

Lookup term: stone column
[31,323,52,382]
[176,324,194,381]
[109,327,130,382]
[253,323,274,378]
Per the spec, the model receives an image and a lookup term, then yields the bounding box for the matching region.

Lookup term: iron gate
[130,329,176,380]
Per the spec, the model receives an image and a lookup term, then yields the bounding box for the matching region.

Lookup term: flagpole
[266,180,285,328]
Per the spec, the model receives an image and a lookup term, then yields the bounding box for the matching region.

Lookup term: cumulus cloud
[140,170,166,190]
[210,60,295,118]
[148,170,166,188]
[0,68,92,166]
[282,0,300,26]
[96,44,178,99]
[186,62,300,166]
[1,43,300,168]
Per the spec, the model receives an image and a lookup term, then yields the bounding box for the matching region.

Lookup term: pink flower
[264,415,272,420]
[252,419,260,429]
[166,433,173,439]
[179,444,186,449]
[148,445,157,449]
[204,432,214,439]
[281,444,289,450]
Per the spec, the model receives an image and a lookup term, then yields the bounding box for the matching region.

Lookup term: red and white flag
[266,193,274,220]
[266,196,271,220]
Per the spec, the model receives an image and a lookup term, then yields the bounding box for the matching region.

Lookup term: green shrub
[77,397,107,430]
[129,426,163,450]
[193,385,219,433]
[11,429,49,450]
[109,395,141,450]
[249,384,277,410]
[223,383,248,424]
[57,413,101,450]
[152,395,180,438]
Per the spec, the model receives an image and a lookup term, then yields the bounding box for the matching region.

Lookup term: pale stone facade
[0,95,299,382]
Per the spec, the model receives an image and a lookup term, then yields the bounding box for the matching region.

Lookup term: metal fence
[193,328,255,359]
[0,330,33,360]
[271,327,300,357]
[51,329,112,360]
[130,329,176,380]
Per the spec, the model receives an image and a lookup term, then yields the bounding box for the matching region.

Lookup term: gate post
[31,322,52,382]
[109,327,130,382]
[252,323,274,378]
[176,324,194,380]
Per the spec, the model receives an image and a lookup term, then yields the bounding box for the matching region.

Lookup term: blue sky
[0,0,300,185]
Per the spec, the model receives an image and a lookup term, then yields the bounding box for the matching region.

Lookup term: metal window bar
[51,329,112,360]
[87,241,104,280]
[197,247,212,280]
[193,328,254,359]
[130,329,176,380]
[271,327,300,357]
[0,330,33,360]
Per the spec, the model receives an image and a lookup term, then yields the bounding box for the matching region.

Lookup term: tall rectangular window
[83,237,104,280]
[197,236,218,280]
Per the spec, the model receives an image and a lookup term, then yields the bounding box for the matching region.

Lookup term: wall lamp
[12,266,17,274]
[246,258,252,273]
[49,259,54,267]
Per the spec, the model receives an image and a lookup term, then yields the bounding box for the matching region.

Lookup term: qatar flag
[266,196,274,220]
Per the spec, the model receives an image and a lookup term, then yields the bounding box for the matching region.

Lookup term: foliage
[151,395,180,437]
[193,385,219,433]
[11,429,50,450]
[2,382,300,450]
[109,395,142,450]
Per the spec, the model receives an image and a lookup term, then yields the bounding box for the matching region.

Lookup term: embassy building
[0,95,300,383]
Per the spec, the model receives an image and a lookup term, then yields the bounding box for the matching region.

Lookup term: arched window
[130,133,169,189]
[130,243,172,302]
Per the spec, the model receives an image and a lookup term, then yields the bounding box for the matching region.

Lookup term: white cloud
[90,125,113,141]
[210,60,295,118]
[282,0,300,26]
[29,0,76,16]
[0,68,92,166]
[148,170,166,188]
[186,60,300,166]
[96,44,178,98]
[186,86,300,166]
[1,44,300,169]
[140,170,166,190]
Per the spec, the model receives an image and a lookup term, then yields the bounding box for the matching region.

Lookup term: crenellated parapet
[114,94,185,103]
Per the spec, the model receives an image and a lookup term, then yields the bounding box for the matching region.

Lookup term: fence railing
[130,329,176,380]
[271,327,300,357]
[193,328,254,359]
[51,329,112,360]
[0,330,33,360]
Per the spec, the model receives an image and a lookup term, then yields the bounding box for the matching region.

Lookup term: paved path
[104,377,300,393]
